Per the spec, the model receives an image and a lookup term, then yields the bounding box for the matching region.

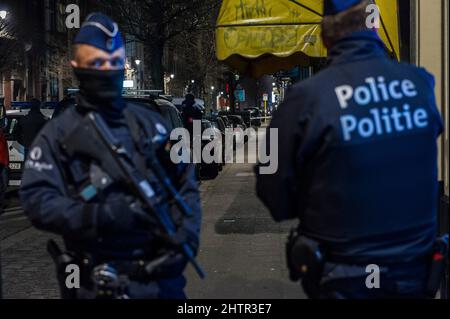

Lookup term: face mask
[74,68,125,105]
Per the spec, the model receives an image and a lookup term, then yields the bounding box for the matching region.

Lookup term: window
[126,38,137,60]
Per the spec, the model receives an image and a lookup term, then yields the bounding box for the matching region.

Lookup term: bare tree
[171,27,225,98]
[98,0,220,90]
[0,11,21,74]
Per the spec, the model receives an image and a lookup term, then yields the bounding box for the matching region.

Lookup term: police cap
[74,12,124,53]
[323,0,364,16]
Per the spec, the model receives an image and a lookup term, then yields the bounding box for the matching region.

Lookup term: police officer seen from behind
[181,93,203,135]
[256,0,444,299]
[20,13,201,299]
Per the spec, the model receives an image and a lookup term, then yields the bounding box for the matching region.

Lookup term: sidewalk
[185,159,304,299]
[1,227,60,299]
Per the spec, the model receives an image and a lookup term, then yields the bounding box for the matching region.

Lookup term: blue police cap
[324,0,363,16]
[74,13,124,53]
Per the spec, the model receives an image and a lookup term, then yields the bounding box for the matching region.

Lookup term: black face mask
[74,68,125,113]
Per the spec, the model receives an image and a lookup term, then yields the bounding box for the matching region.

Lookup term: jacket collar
[327,30,389,66]
[75,93,126,124]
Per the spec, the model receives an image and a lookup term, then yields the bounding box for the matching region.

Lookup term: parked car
[59,91,184,131]
[198,119,222,179]
[243,107,262,127]
[219,115,232,129]
[4,108,54,190]
[172,97,206,113]
[211,116,227,133]
[225,114,249,144]
[124,95,206,181]
[205,116,231,165]
[123,96,184,131]
[216,113,245,144]
[239,110,253,128]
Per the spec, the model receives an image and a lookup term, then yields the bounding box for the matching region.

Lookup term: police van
[4,105,54,189]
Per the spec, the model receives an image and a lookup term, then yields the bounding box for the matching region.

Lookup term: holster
[425,234,449,298]
[47,240,79,299]
[286,229,325,284]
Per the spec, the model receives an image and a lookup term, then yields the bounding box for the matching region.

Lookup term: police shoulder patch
[30,147,43,161]
[155,123,168,135]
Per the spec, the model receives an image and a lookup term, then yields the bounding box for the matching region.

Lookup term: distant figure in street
[15,99,48,149]
[181,93,203,135]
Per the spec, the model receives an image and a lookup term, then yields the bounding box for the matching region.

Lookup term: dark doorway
[12,80,22,101]
[398,0,412,62]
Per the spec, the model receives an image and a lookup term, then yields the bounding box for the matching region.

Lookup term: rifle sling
[123,109,152,175]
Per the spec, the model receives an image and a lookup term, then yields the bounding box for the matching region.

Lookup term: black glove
[149,227,199,278]
[161,221,199,255]
[97,195,155,233]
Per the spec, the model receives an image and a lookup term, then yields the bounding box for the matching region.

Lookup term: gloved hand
[97,195,155,233]
[161,221,199,255]
[148,227,199,278]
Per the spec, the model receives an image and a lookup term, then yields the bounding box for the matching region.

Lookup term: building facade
[0,0,101,108]
[124,36,146,91]
[1,0,70,107]
[411,0,449,202]
[407,0,449,231]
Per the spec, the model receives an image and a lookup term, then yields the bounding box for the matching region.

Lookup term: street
[1,0,449,305]
[0,131,304,299]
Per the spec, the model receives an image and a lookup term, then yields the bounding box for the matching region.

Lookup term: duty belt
[325,253,430,267]
[95,253,174,282]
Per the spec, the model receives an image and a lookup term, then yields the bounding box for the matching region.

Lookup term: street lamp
[191,80,195,84]
[135,59,141,66]
[211,86,215,91]
[0,11,7,20]
[170,74,175,79]
[164,73,173,95]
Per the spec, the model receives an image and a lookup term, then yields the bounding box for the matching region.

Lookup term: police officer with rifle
[256,0,448,299]
[20,13,202,299]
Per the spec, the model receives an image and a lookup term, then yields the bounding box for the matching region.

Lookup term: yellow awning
[216,0,399,77]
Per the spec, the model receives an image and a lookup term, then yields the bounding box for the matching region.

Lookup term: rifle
[59,111,205,279]
[47,239,79,298]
